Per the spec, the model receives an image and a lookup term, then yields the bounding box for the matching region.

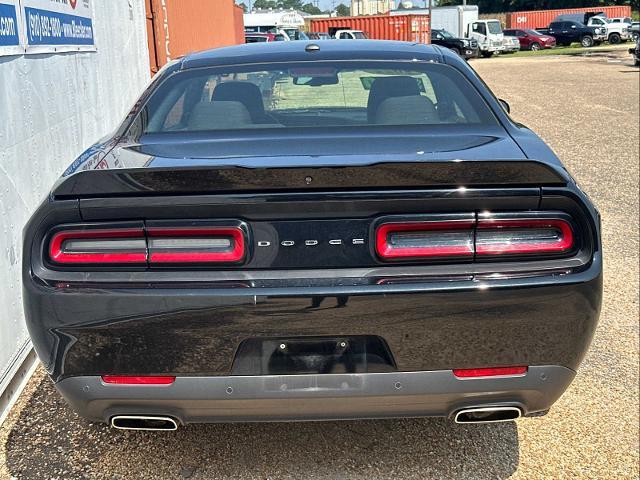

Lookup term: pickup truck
[547,21,606,47]
[431,29,479,59]
[554,13,631,44]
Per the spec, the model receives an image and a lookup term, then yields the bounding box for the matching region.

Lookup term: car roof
[181,40,444,70]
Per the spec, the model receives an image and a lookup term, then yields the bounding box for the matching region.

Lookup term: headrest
[187,101,252,130]
[212,81,266,122]
[374,95,438,125]
[367,76,422,123]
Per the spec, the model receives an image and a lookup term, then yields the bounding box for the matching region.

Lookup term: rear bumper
[26,268,602,382]
[56,366,575,424]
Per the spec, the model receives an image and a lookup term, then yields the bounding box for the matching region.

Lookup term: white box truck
[431,6,505,57]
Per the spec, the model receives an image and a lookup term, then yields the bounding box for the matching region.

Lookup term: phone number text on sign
[25,6,93,46]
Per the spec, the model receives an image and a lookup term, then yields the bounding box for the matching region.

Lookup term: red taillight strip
[101,375,176,385]
[476,218,574,255]
[376,221,475,259]
[147,227,245,264]
[49,228,147,264]
[453,366,528,378]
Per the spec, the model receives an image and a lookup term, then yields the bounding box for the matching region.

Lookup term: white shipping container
[430,5,479,38]
[0,0,150,422]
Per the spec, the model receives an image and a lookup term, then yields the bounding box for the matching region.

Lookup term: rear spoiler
[52,161,568,199]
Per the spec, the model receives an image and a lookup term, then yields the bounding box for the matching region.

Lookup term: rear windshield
[139,61,497,133]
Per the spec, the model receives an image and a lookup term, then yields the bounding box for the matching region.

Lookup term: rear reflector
[453,366,528,378]
[376,221,474,259]
[476,218,574,256]
[48,228,146,264]
[147,227,245,264]
[101,375,176,385]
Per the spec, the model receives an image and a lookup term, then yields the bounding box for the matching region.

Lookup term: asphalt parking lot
[1,47,638,480]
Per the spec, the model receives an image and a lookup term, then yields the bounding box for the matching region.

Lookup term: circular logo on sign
[69,0,78,8]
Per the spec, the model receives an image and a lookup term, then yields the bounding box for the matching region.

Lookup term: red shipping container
[145,0,245,74]
[506,5,632,30]
[310,15,431,44]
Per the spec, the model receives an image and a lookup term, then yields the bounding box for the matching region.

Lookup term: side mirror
[499,98,511,114]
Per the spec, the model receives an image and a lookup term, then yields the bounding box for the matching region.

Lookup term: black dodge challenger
[23,41,602,430]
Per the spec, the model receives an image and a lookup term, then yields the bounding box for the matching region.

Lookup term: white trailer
[431,5,479,39]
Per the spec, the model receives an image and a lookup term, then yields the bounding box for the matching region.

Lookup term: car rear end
[23,42,602,428]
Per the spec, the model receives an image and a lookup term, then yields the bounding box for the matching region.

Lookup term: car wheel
[608,33,621,45]
[633,33,639,42]
[530,42,541,51]
[581,36,594,48]
[450,47,461,56]
[481,51,494,58]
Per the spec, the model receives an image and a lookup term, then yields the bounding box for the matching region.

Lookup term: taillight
[101,375,176,385]
[48,228,146,264]
[376,220,474,260]
[476,218,574,256]
[147,227,245,264]
[453,366,528,378]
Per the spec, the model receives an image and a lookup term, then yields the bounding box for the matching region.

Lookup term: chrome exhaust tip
[110,415,178,431]
[454,406,522,424]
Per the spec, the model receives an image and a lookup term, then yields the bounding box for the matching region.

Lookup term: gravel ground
[1,47,638,480]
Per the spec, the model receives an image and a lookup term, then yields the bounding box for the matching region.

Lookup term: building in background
[351,0,393,16]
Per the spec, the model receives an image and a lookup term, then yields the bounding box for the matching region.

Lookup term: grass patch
[499,43,632,58]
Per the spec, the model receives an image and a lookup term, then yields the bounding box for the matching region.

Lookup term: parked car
[502,35,521,53]
[245,32,285,43]
[548,21,606,47]
[23,41,602,430]
[503,29,556,51]
[430,28,478,59]
[630,37,640,66]
[630,22,640,41]
[554,13,630,44]
[307,32,332,40]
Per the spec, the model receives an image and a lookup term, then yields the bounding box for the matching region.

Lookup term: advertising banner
[22,0,95,53]
[0,0,22,56]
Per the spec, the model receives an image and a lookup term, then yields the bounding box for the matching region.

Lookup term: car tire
[481,51,494,58]
[608,33,621,45]
[530,42,541,51]
[633,33,639,42]
[450,47,461,56]
[581,36,594,48]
